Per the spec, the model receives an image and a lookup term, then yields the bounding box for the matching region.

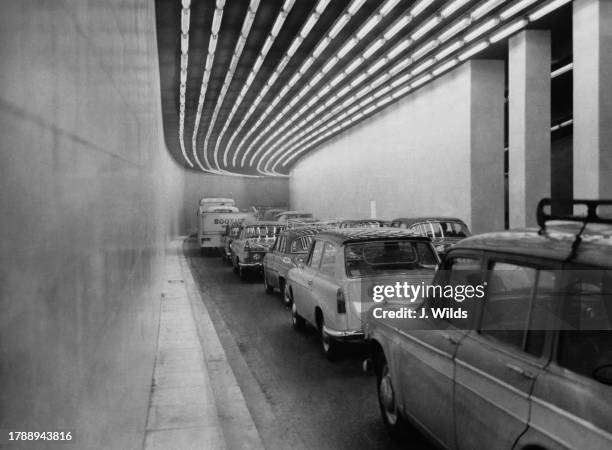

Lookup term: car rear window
[245,226,282,238]
[345,240,438,278]
[290,236,313,253]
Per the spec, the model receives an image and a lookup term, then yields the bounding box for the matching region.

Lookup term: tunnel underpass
[1,0,611,449]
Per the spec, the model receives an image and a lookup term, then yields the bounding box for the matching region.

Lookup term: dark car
[390,217,471,255]
[230,221,286,279]
[262,227,321,303]
[366,199,612,449]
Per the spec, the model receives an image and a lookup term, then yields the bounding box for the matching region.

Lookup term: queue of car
[207,199,612,449]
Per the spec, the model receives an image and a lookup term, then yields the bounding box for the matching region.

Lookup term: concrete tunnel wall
[0,2,290,447]
[290,61,506,234]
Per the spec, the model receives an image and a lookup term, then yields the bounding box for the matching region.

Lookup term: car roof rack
[536,198,612,261]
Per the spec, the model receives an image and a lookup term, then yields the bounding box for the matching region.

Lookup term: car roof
[392,217,467,225]
[241,221,286,227]
[315,228,431,245]
[341,219,385,224]
[452,224,612,267]
[276,210,312,217]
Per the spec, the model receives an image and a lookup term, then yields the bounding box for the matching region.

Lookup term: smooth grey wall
[0,1,184,448]
[289,62,505,233]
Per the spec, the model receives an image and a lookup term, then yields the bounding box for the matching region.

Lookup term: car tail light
[337,288,346,314]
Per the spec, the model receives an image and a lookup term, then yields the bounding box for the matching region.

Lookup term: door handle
[506,363,535,379]
[442,333,459,345]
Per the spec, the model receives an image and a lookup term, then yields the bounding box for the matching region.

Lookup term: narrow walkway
[144,238,263,450]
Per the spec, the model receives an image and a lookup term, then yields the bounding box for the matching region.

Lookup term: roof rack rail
[536,198,612,262]
[537,198,612,230]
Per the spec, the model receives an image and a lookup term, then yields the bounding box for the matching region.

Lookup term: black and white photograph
[1,0,611,449]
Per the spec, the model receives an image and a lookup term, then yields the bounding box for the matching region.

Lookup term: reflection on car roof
[392,217,467,225]
[316,227,430,245]
[278,227,322,239]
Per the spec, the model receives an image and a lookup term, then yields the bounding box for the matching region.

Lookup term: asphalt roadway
[184,237,435,450]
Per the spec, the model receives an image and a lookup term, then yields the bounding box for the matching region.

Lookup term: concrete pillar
[508,30,551,227]
[573,0,612,198]
[469,60,506,233]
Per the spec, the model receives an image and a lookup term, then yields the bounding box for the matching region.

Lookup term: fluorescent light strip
[190,2,226,172]
[500,0,539,20]
[213,0,295,168]
[489,18,528,42]
[230,0,346,167]
[248,0,411,172]
[441,0,471,17]
[262,0,492,173]
[263,0,547,175]
[529,0,572,21]
[471,0,504,20]
[204,0,260,173]
[464,17,499,41]
[551,62,572,78]
[177,5,194,167]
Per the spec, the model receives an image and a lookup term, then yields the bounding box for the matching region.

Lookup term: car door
[454,257,554,450]
[518,266,612,450]
[311,241,345,332]
[266,235,283,287]
[292,239,324,324]
[396,252,480,450]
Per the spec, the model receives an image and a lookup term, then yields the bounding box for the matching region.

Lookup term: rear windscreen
[345,240,438,277]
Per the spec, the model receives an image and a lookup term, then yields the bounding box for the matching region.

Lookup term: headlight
[252,253,261,261]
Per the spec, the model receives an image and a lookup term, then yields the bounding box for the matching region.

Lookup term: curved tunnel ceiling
[155,0,571,177]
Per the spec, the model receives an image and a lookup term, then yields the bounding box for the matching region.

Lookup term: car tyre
[238,263,247,280]
[319,317,339,361]
[377,357,404,439]
[264,272,274,294]
[291,301,306,332]
[279,279,287,304]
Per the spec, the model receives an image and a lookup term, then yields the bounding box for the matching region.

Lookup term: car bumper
[238,261,263,269]
[323,325,365,342]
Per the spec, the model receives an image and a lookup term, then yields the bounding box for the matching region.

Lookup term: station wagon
[367,199,612,449]
[285,228,439,360]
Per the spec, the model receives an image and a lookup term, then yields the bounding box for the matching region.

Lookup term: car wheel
[378,358,403,438]
[279,279,287,304]
[264,272,274,294]
[291,301,306,332]
[238,263,247,280]
[318,316,338,361]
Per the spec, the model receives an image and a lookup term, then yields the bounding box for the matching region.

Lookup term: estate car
[230,221,286,279]
[262,227,321,303]
[285,228,439,360]
[367,199,612,449]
